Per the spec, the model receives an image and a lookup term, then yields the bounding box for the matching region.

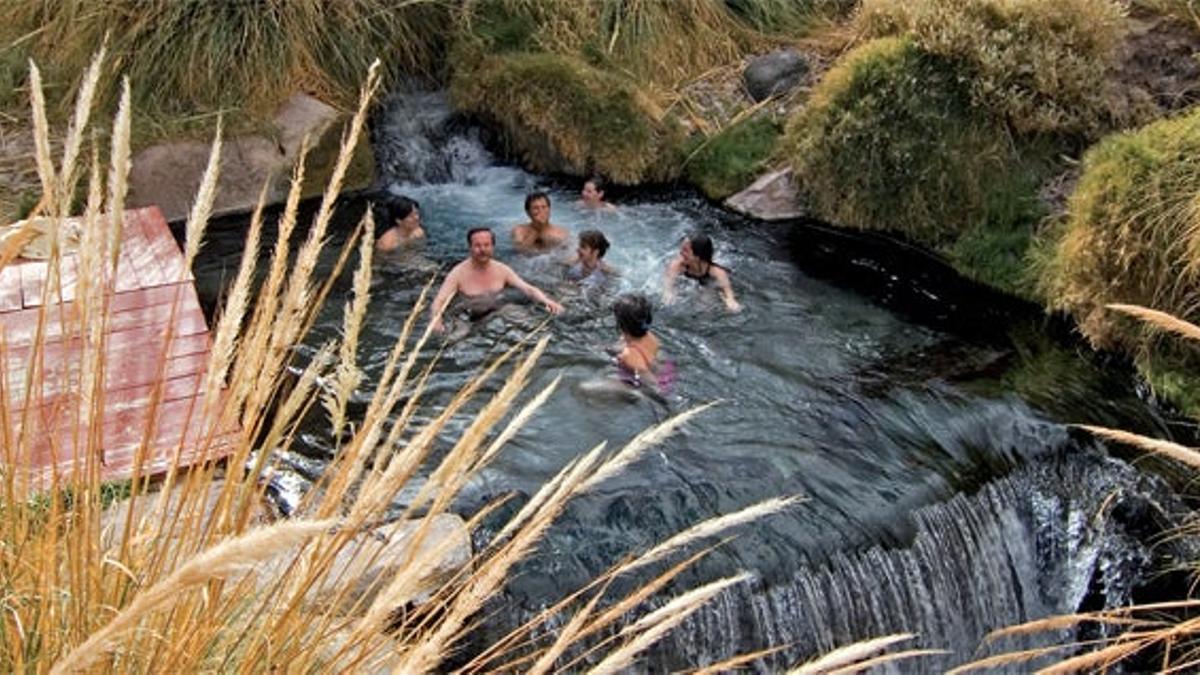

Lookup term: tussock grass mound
[452,52,683,183]
[784,37,1011,244]
[455,0,754,90]
[5,1,447,119]
[855,0,1128,136]
[1043,108,1200,356]
[684,116,780,200]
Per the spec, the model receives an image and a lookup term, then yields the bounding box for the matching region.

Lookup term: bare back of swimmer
[429,227,564,332]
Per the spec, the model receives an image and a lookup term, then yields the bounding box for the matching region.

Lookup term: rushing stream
[189,90,1197,671]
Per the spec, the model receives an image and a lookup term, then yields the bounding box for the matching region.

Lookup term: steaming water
[189,91,1193,671]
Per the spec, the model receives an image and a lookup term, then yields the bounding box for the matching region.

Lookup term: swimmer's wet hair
[388,196,419,223]
[578,229,610,257]
[585,176,605,193]
[614,293,653,338]
[687,233,714,263]
[466,226,495,246]
[525,191,551,212]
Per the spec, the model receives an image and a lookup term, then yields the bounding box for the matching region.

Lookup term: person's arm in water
[428,265,461,332]
[501,264,564,314]
[711,266,742,312]
[661,257,682,305]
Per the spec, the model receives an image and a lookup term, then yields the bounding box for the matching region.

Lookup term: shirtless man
[430,227,564,332]
[512,192,569,252]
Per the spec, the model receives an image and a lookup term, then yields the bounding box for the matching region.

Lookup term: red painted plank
[6,341,212,407]
[0,266,22,312]
[3,287,205,348]
[136,210,190,285]
[19,260,48,308]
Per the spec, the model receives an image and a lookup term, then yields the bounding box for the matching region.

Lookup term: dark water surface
[186,94,1194,671]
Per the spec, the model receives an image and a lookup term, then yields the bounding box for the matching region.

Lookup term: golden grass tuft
[1041,108,1200,356]
[855,0,1129,136]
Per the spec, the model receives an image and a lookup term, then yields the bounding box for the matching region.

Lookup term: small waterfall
[632,450,1188,672]
[466,450,1189,673]
[371,88,495,186]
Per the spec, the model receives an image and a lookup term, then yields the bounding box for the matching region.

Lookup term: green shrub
[684,115,780,200]
[856,0,1128,136]
[784,37,1011,244]
[1042,108,1200,355]
[451,52,684,183]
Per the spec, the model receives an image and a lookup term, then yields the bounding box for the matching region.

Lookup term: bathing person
[375,196,425,252]
[662,233,742,312]
[512,191,569,252]
[565,229,616,286]
[579,176,616,212]
[430,227,564,333]
[612,293,672,391]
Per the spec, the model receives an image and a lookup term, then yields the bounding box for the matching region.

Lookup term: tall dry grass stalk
[0,51,806,673]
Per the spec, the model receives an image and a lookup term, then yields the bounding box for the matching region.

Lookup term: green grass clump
[784,37,1011,244]
[5,1,448,122]
[855,0,1128,136]
[452,52,683,183]
[684,115,780,200]
[455,0,755,90]
[1042,108,1200,354]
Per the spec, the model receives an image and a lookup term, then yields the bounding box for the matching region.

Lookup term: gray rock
[743,50,810,102]
[725,167,806,221]
[128,93,374,222]
[254,512,473,616]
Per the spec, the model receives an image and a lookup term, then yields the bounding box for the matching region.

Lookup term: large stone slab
[128,94,375,222]
[724,167,806,222]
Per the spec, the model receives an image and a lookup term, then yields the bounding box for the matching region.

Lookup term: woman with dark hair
[579,176,616,212]
[612,293,673,392]
[375,196,425,251]
[662,233,741,311]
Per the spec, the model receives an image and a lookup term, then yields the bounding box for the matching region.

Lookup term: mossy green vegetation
[452,52,684,183]
[1043,108,1200,352]
[785,37,1011,245]
[684,115,780,200]
[855,0,1130,136]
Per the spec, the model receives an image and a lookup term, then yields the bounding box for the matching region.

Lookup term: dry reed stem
[587,573,751,675]
[580,401,720,494]
[623,496,803,575]
[824,648,948,674]
[1037,635,1155,674]
[27,61,56,211]
[106,78,131,271]
[1106,303,1200,343]
[202,179,268,416]
[789,633,915,674]
[57,45,106,210]
[52,519,336,673]
[1076,424,1200,470]
[688,645,791,674]
[324,209,374,440]
[182,119,221,272]
[316,281,434,515]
